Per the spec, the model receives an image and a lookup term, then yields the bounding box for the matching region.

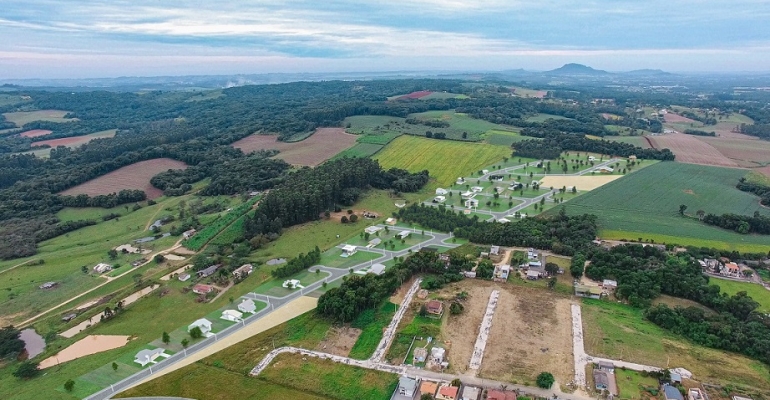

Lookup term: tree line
[702,212,770,234]
[511,134,675,161]
[737,179,770,206]
[271,247,321,278]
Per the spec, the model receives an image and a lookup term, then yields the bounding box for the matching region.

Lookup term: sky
[1,0,769,79]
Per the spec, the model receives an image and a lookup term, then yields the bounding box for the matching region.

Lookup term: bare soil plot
[232,128,357,166]
[32,129,116,149]
[649,133,739,168]
[479,285,573,387]
[19,129,52,138]
[663,113,698,124]
[2,109,73,126]
[315,326,361,357]
[757,165,770,179]
[60,158,188,199]
[695,137,770,168]
[540,175,622,191]
[39,335,131,368]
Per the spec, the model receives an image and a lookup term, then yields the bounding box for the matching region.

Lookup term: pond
[20,328,45,358]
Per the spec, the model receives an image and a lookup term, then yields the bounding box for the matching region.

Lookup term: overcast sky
[1,0,769,79]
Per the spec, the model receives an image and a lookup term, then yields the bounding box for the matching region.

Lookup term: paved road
[86,229,457,400]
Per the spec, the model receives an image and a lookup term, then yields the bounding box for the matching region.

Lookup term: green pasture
[525,113,572,123]
[348,302,398,359]
[709,278,770,313]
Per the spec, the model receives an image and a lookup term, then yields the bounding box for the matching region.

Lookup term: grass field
[375,135,511,187]
[708,278,770,313]
[581,299,770,393]
[553,162,770,252]
[603,135,652,149]
[2,109,73,126]
[332,142,384,159]
[525,113,572,123]
[484,129,531,146]
[349,302,398,359]
[614,369,659,400]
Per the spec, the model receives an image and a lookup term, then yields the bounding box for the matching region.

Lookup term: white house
[367,238,382,248]
[232,264,253,279]
[433,195,446,203]
[178,273,191,282]
[221,309,243,322]
[588,156,596,162]
[282,279,304,289]
[385,217,397,225]
[341,244,358,257]
[471,186,484,193]
[397,377,418,397]
[238,299,258,314]
[456,177,465,185]
[435,188,448,195]
[93,263,112,274]
[369,263,387,275]
[182,229,197,239]
[598,166,614,173]
[482,169,489,175]
[364,226,383,235]
[461,191,475,199]
[397,231,410,239]
[465,198,479,208]
[134,348,166,367]
[494,265,511,281]
[490,246,500,255]
[188,318,213,336]
[497,218,511,223]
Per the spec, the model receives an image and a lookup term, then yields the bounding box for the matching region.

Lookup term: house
[471,186,484,193]
[527,248,537,259]
[629,155,637,161]
[193,284,213,294]
[588,156,597,161]
[341,244,358,257]
[732,396,753,400]
[282,279,303,289]
[397,231,410,239]
[593,370,618,395]
[436,188,449,195]
[188,318,213,335]
[436,384,459,400]
[509,182,523,190]
[426,300,444,318]
[494,265,511,281]
[497,218,511,223]
[490,246,500,255]
[487,390,517,400]
[134,348,166,367]
[420,381,439,397]
[39,282,57,290]
[93,263,113,274]
[221,309,243,322]
[396,376,417,397]
[723,262,741,277]
[528,260,542,268]
[602,279,618,291]
[431,347,446,363]
[368,238,382,248]
[598,361,615,373]
[182,229,197,239]
[413,347,428,364]
[197,264,221,278]
[461,191,475,199]
[575,285,603,299]
[464,198,479,208]
[663,385,684,400]
[238,299,258,314]
[248,191,260,197]
[670,372,682,384]
[364,226,383,235]
[433,195,446,203]
[526,270,540,280]
[456,177,465,185]
[369,263,387,275]
[385,217,397,225]
[482,169,489,174]
[460,386,482,400]
[490,175,504,181]
[233,264,254,279]
[688,389,705,400]
[598,166,614,173]
[178,273,191,282]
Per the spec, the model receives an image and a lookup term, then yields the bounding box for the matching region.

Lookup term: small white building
[364,226,383,235]
[178,273,191,282]
[494,265,511,281]
[182,229,197,239]
[369,263,387,275]
[341,244,358,257]
[461,191,475,199]
[282,279,304,289]
[134,348,166,367]
[93,263,113,274]
[435,188,448,195]
[221,309,243,322]
[588,156,596,162]
[238,299,258,314]
[482,169,489,175]
[188,318,213,336]
[431,347,446,363]
[397,231,410,239]
[456,177,465,185]
[465,198,479,208]
[497,218,511,223]
[471,186,484,193]
[598,166,614,173]
[385,217,397,225]
[433,195,446,203]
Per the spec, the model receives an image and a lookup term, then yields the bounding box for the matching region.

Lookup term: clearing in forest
[19,129,52,138]
[2,109,74,126]
[60,158,188,199]
[232,128,357,166]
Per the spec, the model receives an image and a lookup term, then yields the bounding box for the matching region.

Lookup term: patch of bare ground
[315,326,362,357]
[232,128,357,166]
[649,133,739,168]
[390,276,419,305]
[758,165,770,179]
[695,136,770,168]
[479,284,574,387]
[663,113,699,124]
[59,158,188,199]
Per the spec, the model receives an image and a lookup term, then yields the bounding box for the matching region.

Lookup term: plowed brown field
[696,137,770,168]
[59,158,187,199]
[232,128,356,166]
[663,113,698,124]
[19,129,52,138]
[649,133,739,167]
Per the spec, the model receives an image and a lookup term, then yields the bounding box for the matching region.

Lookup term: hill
[546,63,609,76]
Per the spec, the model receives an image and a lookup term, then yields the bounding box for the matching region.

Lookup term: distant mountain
[546,63,609,76]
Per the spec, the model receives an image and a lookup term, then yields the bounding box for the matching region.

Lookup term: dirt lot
[232,128,357,166]
[32,129,116,148]
[539,175,621,191]
[60,158,188,199]
[695,137,770,169]
[649,133,739,168]
[315,326,361,357]
[19,129,52,138]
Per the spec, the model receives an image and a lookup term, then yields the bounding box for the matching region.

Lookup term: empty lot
[233,128,357,166]
[60,158,188,199]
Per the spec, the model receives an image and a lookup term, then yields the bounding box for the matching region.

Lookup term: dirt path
[0,259,37,275]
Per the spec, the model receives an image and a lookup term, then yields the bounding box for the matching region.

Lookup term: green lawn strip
[348,302,398,360]
[332,143,384,159]
[253,269,327,297]
[709,278,770,313]
[318,248,380,269]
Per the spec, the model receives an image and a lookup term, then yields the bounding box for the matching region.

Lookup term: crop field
[697,136,770,170]
[60,158,188,199]
[649,133,738,167]
[2,109,73,126]
[484,129,530,146]
[708,278,770,313]
[19,129,52,138]
[525,113,572,123]
[581,299,770,393]
[332,142,384,159]
[375,135,511,186]
[232,128,357,166]
[603,135,652,148]
[28,129,117,156]
[554,162,770,252]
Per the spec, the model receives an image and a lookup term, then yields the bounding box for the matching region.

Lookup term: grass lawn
[319,249,380,269]
[552,162,770,252]
[709,278,770,313]
[581,299,770,393]
[253,269,328,297]
[348,302,398,359]
[614,369,659,400]
[376,135,511,187]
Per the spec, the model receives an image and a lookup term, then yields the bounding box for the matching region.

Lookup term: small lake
[20,328,45,359]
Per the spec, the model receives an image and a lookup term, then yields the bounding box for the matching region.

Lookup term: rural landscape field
[2,55,770,400]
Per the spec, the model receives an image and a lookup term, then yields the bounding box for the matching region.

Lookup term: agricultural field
[232,128,357,166]
[59,158,188,199]
[581,299,770,394]
[554,162,770,252]
[375,135,511,187]
[525,113,572,123]
[26,129,118,157]
[603,135,652,149]
[183,196,259,251]
[509,87,548,98]
[649,132,738,167]
[19,129,52,138]
[709,278,770,313]
[2,109,74,126]
[0,93,29,107]
[696,136,770,171]
[484,129,529,146]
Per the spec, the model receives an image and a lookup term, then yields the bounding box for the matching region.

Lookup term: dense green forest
[512,134,675,160]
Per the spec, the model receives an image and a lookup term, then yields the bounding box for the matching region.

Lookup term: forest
[701,212,770,234]
[737,179,770,206]
[511,134,675,160]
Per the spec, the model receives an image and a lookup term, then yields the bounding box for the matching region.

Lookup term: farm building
[426,300,444,318]
[364,226,383,235]
[232,264,253,279]
[193,284,213,294]
[187,318,213,336]
[436,188,448,195]
[341,244,358,257]
[494,265,511,281]
[93,263,113,274]
[220,309,243,322]
[134,348,166,367]
[238,299,258,314]
[397,231,410,239]
[197,264,220,278]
